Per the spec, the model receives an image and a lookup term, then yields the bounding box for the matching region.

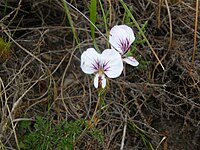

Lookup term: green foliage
[132,21,148,47]
[0,37,11,58]
[18,116,86,150]
[122,19,149,69]
[133,21,150,69]
[90,127,104,146]
[137,55,150,70]
[125,20,148,56]
[17,116,105,149]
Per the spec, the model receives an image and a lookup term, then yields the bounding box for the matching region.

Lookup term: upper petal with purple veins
[119,38,131,53]
[109,25,135,54]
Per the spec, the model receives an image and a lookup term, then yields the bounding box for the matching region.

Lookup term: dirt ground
[0,0,199,149]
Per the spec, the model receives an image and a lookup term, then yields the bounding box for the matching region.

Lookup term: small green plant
[0,37,11,59]
[128,122,154,150]
[126,20,150,69]
[17,116,105,149]
[90,127,104,145]
[18,116,86,150]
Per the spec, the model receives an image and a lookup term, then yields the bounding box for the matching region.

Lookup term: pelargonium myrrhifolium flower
[81,48,123,88]
[109,25,139,66]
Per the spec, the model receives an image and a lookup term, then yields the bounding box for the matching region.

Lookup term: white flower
[81,48,123,88]
[109,25,139,66]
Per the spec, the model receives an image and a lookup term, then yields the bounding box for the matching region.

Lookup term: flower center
[98,67,104,75]
[92,59,110,73]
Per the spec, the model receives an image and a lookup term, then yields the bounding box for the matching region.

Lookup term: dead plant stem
[191,0,198,71]
[164,0,172,49]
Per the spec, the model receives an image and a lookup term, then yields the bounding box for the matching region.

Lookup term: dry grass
[0,0,199,149]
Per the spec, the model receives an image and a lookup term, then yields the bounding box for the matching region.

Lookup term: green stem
[91,93,101,121]
[91,87,105,122]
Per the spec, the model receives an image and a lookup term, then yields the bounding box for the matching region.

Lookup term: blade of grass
[62,0,79,46]
[64,1,107,42]
[90,0,99,51]
[107,0,112,26]
[128,122,155,150]
[98,0,109,47]
[90,0,97,40]
[3,0,8,15]
[119,0,165,70]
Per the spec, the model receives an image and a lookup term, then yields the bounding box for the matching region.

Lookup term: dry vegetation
[0,0,199,149]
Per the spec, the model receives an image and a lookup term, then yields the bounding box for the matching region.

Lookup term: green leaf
[89,0,100,51]
[90,0,97,40]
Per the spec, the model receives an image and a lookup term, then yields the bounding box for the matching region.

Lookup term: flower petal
[81,48,100,74]
[123,56,139,66]
[94,73,99,88]
[94,73,106,88]
[109,25,135,54]
[101,49,123,78]
[101,74,106,88]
